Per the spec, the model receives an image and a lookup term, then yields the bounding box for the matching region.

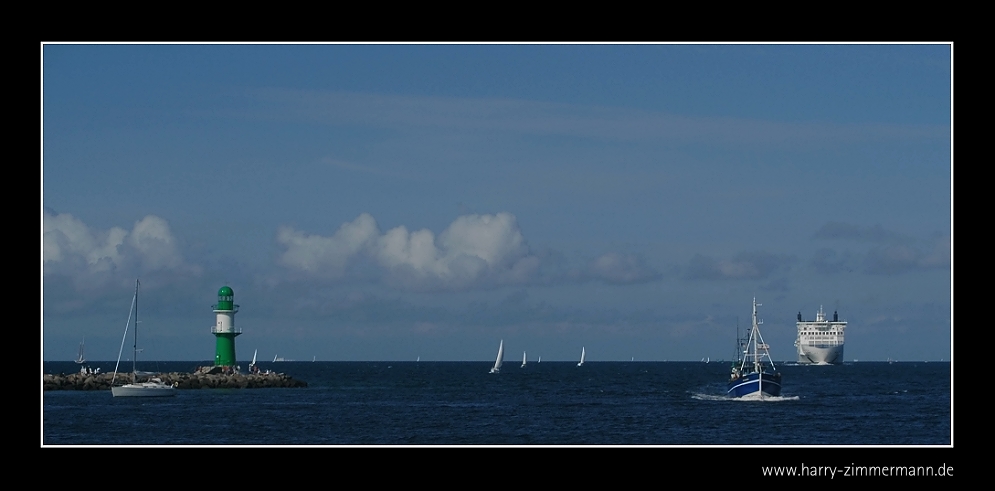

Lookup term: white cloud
[277,212,670,291]
[376,226,445,276]
[278,212,541,291]
[129,215,185,271]
[586,252,661,284]
[44,212,127,272]
[438,213,528,269]
[43,211,198,287]
[276,212,379,276]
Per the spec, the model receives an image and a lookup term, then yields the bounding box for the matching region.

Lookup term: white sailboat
[111,279,176,397]
[577,347,586,367]
[521,351,527,368]
[75,337,86,364]
[489,340,504,373]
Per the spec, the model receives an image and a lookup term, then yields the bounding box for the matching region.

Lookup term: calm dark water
[42,361,951,445]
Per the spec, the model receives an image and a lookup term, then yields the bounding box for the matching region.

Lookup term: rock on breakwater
[43,371,307,390]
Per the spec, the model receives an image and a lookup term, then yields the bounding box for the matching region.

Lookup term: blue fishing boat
[728,298,782,398]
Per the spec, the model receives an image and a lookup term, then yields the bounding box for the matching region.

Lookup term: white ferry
[794,306,846,364]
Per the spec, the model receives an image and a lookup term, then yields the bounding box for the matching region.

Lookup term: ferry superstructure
[794,306,846,365]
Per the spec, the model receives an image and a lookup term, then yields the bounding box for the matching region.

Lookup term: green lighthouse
[211,285,241,367]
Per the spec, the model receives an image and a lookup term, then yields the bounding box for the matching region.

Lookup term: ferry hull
[797,345,843,365]
[795,306,846,365]
[727,372,782,398]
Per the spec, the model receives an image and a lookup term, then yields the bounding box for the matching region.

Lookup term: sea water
[42,361,951,446]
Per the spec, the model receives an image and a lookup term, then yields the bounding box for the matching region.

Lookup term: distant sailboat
[489,340,504,373]
[75,337,86,364]
[521,351,527,368]
[416,356,420,362]
[577,347,586,367]
[538,355,541,363]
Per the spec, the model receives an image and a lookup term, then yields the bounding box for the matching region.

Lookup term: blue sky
[42,43,952,362]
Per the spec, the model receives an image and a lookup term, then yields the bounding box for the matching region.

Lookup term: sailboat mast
[132,279,139,383]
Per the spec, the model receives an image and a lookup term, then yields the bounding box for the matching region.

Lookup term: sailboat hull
[727,371,782,398]
[111,381,176,397]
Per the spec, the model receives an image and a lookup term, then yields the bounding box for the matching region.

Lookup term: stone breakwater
[43,371,307,390]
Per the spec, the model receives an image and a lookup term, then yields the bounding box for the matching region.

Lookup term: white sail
[521,351,527,368]
[75,337,86,364]
[578,347,585,366]
[490,340,504,373]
